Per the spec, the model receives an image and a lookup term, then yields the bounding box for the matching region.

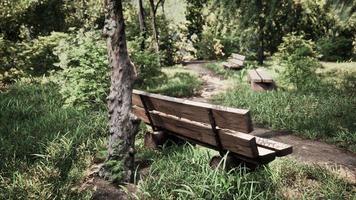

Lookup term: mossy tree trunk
[100,0,140,184]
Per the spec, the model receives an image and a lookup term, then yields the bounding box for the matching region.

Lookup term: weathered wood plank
[149,111,259,158]
[255,137,293,156]
[223,62,242,69]
[132,90,252,133]
[219,130,259,158]
[231,53,246,61]
[213,109,253,133]
[132,106,149,123]
[256,68,273,83]
[150,111,218,146]
[247,70,262,82]
[229,58,244,66]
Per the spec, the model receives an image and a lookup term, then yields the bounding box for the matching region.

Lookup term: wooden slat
[132,94,144,107]
[213,109,253,133]
[132,90,252,133]
[132,106,149,123]
[256,147,276,163]
[150,111,217,146]
[255,137,293,156]
[231,53,246,61]
[219,130,259,158]
[229,58,244,66]
[247,69,262,82]
[256,68,273,83]
[223,63,241,69]
[149,111,259,158]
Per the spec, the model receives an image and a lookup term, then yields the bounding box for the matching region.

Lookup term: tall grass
[213,83,356,152]
[137,144,355,199]
[0,83,107,199]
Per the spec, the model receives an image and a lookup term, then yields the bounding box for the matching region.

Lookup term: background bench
[132,90,292,168]
[223,53,245,69]
[247,68,276,91]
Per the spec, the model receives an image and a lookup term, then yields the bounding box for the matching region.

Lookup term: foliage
[185,0,208,47]
[0,32,69,84]
[0,83,107,199]
[317,36,354,61]
[274,34,320,90]
[138,144,355,199]
[54,30,109,110]
[130,48,165,88]
[0,0,104,41]
[21,32,69,76]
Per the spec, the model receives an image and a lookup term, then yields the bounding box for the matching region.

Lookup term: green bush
[130,49,165,88]
[317,36,354,61]
[54,30,109,110]
[274,34,321,90]
[20,32,69,76]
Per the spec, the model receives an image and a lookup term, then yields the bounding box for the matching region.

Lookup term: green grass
[0,68,356,199]
[0,82,107,199]
[147,65,203,97]
[136,144,355,199]
[207,61,356,152]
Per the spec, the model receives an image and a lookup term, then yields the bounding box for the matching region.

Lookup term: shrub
[317,36,354,61]
[19,32,69,76]
[54,30,109,110]
[129,48,165,88]
[274,34,321,91]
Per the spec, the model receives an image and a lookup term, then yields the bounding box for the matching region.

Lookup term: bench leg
[144,131,168,149]
[144,131,190,149]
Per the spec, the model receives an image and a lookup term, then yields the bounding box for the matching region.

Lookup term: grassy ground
[136,143,355,199]
[147,65,203,97]
[1,64,355,199]
[0,83,107,199]
[207,61,356,152]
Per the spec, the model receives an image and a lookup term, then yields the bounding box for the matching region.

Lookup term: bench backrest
[132,90,260,158]
[231,53,246,61]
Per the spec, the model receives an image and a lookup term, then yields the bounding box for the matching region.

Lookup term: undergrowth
[0,83,107,199]
[136,144,355,199]
[213,83,356,152]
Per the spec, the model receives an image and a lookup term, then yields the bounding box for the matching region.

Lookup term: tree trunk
[257,0,264,65]
[100,0,140,184]
[149,0,160,53]
[138,0,147,50]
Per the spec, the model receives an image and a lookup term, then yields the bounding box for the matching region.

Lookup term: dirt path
[184,62,356,182]
[182,63,232,102]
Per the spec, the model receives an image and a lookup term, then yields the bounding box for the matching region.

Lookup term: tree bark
[256,0,264,65]
[149,0,160,53]
[100,0,140,184]
[138,0,147,50]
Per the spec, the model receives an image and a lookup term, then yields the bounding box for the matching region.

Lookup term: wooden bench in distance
[223,53,246,69]
[247,68,276,91]
[132,90,292,168]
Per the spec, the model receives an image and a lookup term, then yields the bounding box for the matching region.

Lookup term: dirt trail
[184,62,356,182]
[183,63,232,102]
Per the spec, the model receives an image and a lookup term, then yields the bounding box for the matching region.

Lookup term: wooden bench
[247,68,276,91]
[223,53,245,69]
[132,90,292,168]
